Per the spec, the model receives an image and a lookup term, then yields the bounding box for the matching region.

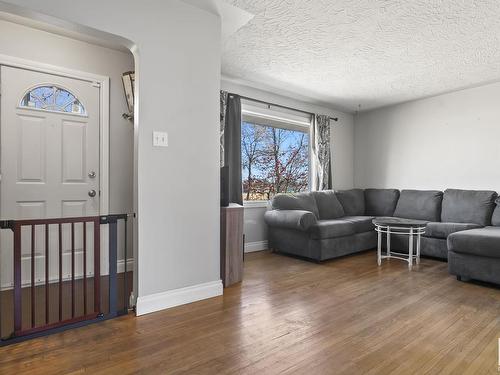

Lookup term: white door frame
[0,53,110,215]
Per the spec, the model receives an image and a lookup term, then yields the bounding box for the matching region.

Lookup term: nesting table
[372,217,428,270]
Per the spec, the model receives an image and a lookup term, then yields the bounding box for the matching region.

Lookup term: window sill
[243,200,269,209]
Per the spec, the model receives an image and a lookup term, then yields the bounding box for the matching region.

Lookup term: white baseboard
[245,240,268,253]
[135,280,223,316]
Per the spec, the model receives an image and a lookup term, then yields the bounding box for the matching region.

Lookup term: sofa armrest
[264,210,317,231]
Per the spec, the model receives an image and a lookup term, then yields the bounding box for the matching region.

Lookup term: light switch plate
[153,131,168,147]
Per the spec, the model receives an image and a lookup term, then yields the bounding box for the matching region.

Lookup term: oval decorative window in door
[20,85,86,115]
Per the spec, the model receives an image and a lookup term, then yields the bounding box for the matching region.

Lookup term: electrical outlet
[153,131,168,147]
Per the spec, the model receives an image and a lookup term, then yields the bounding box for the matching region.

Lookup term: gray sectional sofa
[264,188,500,285]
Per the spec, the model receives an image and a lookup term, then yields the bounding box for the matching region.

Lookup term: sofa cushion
[312,190,345,220]
[421,237,448,259]
[441,189,497,226]
[365,189,400,217]
[336,189,365,216]
[393,190,443,221]
[342,216,375,233]
[272,192,319,218]
[448,227,500,258]
[425,222,482,239]
[309,219,355,239]
[492,198,500,226]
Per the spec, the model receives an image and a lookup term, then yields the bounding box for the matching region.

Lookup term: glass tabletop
[372,217,428,228]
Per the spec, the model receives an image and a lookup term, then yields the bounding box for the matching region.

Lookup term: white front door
[1,65,100,220]
[0,65,101,288]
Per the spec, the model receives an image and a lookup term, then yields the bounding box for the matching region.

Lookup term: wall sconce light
[122,71,135,121]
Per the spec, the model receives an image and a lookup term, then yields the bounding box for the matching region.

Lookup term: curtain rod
[228,93,339,122]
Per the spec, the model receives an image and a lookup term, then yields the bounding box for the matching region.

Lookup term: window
[241,105,311,202]
[20,85,86,115]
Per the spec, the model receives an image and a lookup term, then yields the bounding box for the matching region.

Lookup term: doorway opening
[0,13,137,343]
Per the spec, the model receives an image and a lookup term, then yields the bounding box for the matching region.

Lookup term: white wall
[2,0,222,315]
[221,79,355,250]
[354,82,500,191]
[242,205,269,252]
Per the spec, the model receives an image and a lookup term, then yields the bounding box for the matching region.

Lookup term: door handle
[88,171,96,179]
[88,189,97,198]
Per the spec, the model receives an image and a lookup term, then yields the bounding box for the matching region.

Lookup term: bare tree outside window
[242,121,309,201]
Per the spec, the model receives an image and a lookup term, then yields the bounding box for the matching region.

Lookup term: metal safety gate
[0,213,134,345]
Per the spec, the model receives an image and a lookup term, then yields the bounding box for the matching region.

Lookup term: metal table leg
[408,227,414,270]
[416,232,421,265]
[377,227,382,266]
[386,226,391,257]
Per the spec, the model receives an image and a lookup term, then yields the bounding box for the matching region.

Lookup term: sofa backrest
[271,188,500,225]
[336,189,365,216]
[393,190,443,221]
[441,189,497,226]
[492,197,500,226]
[272,192,319,218]
[311,190,345,220]
[365,189,400,217]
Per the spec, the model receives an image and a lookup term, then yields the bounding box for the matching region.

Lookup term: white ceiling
[221,0,500,112]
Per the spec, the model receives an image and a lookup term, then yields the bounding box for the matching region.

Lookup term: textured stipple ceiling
[221,0,500,112]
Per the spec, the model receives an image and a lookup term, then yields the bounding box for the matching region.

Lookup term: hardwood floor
[0,272,133,338]
[1,250,499,374]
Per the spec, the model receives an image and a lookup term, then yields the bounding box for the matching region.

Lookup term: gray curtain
[220,91,228,166]
[312,114,332,191]
[222,93,243,205]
